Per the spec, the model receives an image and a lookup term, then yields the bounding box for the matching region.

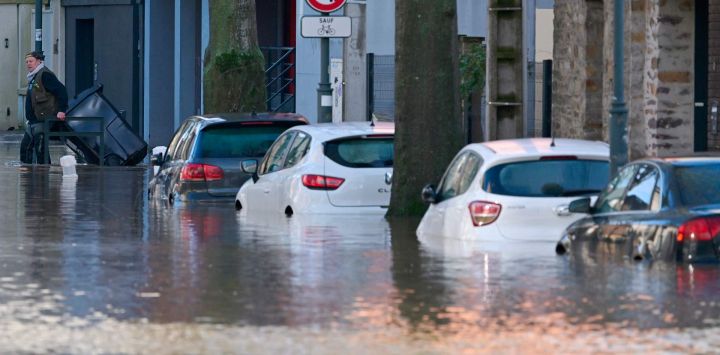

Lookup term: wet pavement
[0,132,718,353]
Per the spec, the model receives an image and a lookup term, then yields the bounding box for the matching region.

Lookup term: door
[417,151,482,239]
[75,19,95,93]
[245,131,296,212]
[707,0,720,150]
[695,0,709,151]
[0,5,18,130]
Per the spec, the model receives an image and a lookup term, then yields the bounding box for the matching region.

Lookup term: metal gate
[367,53,395,121]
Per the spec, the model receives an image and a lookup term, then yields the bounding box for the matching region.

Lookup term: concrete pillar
[342,3,366,122]
[487,0,524,140]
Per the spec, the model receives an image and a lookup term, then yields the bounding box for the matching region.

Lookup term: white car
[416,138,610,242]
[235,122,394,215]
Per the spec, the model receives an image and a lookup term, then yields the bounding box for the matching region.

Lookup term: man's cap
[25,51,45,61]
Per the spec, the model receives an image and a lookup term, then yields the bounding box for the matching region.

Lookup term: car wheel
[284,206,293,216]
[235,200,242,211]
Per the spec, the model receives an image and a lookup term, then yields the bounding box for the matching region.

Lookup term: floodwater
[0,135,718,353]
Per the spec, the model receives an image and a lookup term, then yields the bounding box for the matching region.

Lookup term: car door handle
[553,205,571,216]
[263,189,270,194]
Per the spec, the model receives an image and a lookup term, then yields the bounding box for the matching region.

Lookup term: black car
[556,157,720,263]
[148,112,307,204]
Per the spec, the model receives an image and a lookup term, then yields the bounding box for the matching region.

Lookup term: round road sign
[306,0,347,13]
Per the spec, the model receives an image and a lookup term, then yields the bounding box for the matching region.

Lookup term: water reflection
[0,156,713,352]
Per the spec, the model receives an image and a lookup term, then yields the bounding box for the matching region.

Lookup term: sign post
[304,0,348,123]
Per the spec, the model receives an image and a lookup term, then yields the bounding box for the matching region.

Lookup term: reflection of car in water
[417,138,610,243]
[557,157,720,263]
[236,122,394,215]
[148,112,307,205]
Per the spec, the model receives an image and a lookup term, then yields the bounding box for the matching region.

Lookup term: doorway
[75,19,94,94]
[695,0,708,151]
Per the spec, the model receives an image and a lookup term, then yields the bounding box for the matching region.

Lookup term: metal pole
[34,0,42,53]
[541,59,552,137]
[317,13,333,123]
[609,0,628,177]
[366,52,374,121]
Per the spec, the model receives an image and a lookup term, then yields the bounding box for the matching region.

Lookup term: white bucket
[60,155,78,178]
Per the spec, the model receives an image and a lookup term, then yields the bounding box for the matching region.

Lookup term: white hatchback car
[416,138,610,242]
[235,122,394,215]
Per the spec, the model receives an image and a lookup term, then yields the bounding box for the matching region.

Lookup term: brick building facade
[553,0,719,159]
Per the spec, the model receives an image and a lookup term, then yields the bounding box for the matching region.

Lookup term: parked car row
[148,113,720,263]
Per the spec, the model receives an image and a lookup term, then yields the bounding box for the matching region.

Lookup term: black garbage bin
[64,84,147,166]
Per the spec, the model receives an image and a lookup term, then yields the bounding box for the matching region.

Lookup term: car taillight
[180,163,224,182]
[468,201,502,227]
[302,174,344,190]
[677,217,720,242]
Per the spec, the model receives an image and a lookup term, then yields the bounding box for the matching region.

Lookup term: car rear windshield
[674,164,720,207]
[324,136,394,168]
[482,159,609,197]
[197,125,290,158]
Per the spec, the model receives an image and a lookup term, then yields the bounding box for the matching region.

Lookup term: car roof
[190,112,309,127]
[465,138,609,164]
[288,121,395,141]
[645,155,720,167]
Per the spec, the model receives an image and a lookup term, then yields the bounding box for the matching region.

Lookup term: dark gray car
[148,112,307,204]
[556,157,720,263]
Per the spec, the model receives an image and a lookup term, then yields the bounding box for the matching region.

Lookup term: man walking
[20,51,68,164]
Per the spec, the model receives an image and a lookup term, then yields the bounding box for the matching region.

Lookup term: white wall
[535,8,553,61]
[457,0,487,37]
[367,0,394,55]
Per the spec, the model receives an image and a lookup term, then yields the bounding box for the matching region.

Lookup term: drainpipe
[609,0,628,177]
[35,0,43,53]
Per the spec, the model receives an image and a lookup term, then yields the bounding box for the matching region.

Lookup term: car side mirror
[568,197,592,214]
[241,159,259,183]
[421,184,437,204]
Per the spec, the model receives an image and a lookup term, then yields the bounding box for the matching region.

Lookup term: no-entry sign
[305,0,347,13]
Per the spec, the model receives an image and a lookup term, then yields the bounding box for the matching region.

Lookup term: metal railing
[261,46,295,112]
[42,117,105,166]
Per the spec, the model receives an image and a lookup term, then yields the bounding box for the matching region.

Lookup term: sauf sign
[301,16,351,38]
[305,0,347,13]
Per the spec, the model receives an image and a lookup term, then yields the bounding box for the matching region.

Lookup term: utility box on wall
[0,4,19,130]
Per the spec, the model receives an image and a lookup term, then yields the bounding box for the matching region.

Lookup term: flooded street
[0,135,718,353]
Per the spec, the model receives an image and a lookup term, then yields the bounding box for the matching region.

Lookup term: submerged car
[416,138,610,243]
[148,112,307,204]
[556,157,720,263]
[235,121,394,215]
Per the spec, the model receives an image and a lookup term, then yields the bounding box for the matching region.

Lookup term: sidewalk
[0,130,82,165]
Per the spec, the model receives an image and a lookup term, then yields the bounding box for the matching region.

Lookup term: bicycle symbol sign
[305,0,347,13]
[301,16,351,38]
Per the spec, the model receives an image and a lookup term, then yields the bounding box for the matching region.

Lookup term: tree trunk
[388,0,463,217]
[204,0,266,113]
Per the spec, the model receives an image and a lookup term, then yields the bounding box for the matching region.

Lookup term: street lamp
[609,0,628,177]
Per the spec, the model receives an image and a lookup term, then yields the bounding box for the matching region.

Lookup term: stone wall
[654,0,695,156]
[585,0,605,140]
[554,0,696,158]
[551,0,587,138]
